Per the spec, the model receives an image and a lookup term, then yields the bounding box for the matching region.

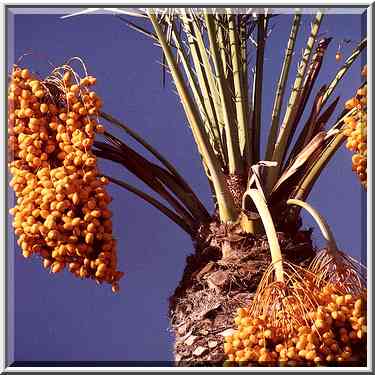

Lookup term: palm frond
[180,11,225,165]
[100,111,187,185]
[148,10,238,222]
[287,37,332,145]
[291,108,357,201]
[286,90,339,166]
[265,14,301,162]
[227,9,249,170]
[271,131,327,196]
[204,11,243,174]
[251,14,268,163]
[267,12,324,192]
[106,175,194,235]
[113,9,366,225]
[149,163,210,221]
[166,18,225,168]
[95,135,197,228]
[321,38,367,106]
[116,15,158,41]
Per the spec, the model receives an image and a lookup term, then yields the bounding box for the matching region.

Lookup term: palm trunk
[169,221,315,365]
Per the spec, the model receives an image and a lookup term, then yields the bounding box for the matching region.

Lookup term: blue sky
[8,8,367,363]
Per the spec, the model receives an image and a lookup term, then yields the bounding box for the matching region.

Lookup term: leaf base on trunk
[169,222,315,366]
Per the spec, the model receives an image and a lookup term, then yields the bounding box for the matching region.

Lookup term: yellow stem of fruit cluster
[287,199,338,253]
[245,189,284,282]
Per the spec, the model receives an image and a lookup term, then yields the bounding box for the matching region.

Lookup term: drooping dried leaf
[315,96,341,132]
[285,85,326,166]
[282,38,332,164]
[272,131,327,194]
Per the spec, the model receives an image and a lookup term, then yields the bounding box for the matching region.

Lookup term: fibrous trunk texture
[169,221,315,366]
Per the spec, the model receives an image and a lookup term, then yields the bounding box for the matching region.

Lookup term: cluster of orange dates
[8,65,123,292]
[224,282,366,366]
[343,65,367,189]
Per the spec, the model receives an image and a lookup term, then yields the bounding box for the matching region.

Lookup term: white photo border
[0,1,372,373]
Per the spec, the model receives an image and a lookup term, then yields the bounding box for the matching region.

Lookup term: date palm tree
[9,7,367,366]
[90,9,366,364]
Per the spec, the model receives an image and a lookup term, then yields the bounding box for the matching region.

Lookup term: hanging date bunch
[224,278,365,366]
[223,192,366,366]
[8,60,124,292]
[343,65,367,189]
